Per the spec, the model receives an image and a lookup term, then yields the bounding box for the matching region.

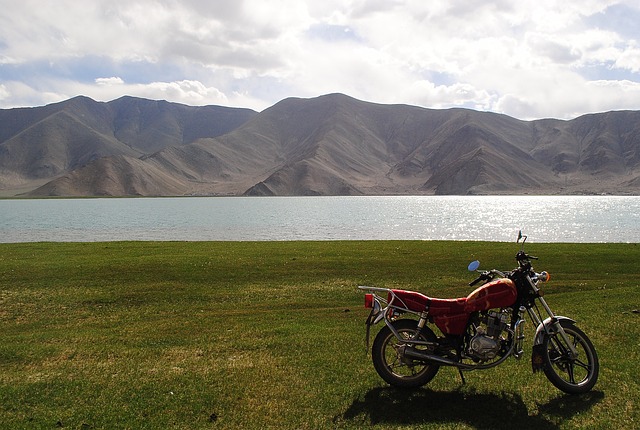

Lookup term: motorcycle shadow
[338,386,604,429]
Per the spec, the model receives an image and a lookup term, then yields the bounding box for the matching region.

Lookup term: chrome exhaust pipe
[400,341,515,371]
[400,346,475,369]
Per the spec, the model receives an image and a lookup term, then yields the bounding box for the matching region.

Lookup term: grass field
[1,240,639,429]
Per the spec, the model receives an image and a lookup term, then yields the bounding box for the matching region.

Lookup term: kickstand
[458,368,466,384]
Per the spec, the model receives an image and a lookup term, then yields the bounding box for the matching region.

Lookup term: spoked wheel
[542,319,599,394]
[371,319,440,388]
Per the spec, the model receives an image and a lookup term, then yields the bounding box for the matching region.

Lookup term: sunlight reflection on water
[1,195,638,243]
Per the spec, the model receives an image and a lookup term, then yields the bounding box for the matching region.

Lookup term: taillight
[364,293,374,308]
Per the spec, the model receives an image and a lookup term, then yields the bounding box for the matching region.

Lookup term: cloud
[616,43,640,72]
[93,77,228,105]
[95,77,125,86]
[0,0,639,119]
[136,80,228,104]
[0,83,9,101]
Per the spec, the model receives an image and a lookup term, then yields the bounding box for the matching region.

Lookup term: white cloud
[616,43,640,72]
[0,80,69,108]
[0,83,9,101]
[584,79,640,112]
[136,80,228,105]
[96,77,125,86]
[1,0,639,118]
[402,81,496,112]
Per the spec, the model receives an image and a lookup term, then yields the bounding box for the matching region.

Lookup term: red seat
[429,298,469,335]
[388,289,430,312]
[389,290,470,335]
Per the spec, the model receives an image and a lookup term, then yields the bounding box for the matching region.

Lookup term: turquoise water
[1,196,638,243]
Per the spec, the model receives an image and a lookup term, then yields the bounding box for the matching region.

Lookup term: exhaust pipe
[400,342,515,371]
[400,346,475,369]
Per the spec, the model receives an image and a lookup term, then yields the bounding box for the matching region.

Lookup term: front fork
[529,300,579,372]
[527,274,578,353]
[541,299,578,356]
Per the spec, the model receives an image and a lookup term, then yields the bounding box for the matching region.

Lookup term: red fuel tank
[465,278,517,312]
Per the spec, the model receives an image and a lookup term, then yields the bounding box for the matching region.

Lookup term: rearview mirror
[468,260,480,271]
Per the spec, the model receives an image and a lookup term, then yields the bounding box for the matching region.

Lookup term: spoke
[550,353,567,368]
[390,354,403,369]
[388,346,401,369]
[388,342,409,374]
[573,358,590,371]
[554,335,589,383]
[566,362,576,383]
[567,334,591,374]
[550,339,567,357]
[383,328,431,379]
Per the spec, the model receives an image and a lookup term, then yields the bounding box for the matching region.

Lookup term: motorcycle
[358,232,599,394]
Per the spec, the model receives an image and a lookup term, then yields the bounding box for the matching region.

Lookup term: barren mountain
[0,96,257,195]
[2,93,639,196]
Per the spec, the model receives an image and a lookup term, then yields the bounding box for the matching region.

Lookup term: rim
[547,327,595,386]
[382,328,432,379]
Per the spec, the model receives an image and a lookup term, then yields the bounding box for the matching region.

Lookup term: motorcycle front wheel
[371,319,440,388]
[542,319,599,394]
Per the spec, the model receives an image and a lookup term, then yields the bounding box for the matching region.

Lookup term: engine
[468,310,510,361]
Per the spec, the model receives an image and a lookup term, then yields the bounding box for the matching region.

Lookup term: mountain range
[1,93,639,197]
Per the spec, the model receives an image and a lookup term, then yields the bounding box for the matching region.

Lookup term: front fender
[533,316,576,345]
[531,316,575,372]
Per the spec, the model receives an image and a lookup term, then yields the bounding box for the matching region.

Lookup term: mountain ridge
[1,93,639,196]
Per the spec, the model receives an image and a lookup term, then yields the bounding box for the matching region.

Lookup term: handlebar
[469,272,490,287]
[469,269,508,287]
[468,232,542,287]
[516,250,538,261]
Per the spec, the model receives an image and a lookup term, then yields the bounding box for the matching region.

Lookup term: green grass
[1,241,639,429]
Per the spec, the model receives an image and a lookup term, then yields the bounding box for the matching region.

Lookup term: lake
[1,196,639,243]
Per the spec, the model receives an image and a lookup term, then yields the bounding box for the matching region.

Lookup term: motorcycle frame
[360,231,590,385]
[359,269,577,370]
[358,285,527,370]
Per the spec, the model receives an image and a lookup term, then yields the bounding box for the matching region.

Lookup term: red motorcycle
[359,232,599,394]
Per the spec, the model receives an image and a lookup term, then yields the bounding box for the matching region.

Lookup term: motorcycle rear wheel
[371,319,440,388]
[542,320,599,394]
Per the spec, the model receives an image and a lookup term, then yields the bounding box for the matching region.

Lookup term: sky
[1,0,640,120]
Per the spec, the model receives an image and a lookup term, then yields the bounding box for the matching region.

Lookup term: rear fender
[365,298,385,326]
[364,299,385,351]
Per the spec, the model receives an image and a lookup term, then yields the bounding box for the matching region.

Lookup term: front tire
[371,319,440,388]
[542,320,599,394]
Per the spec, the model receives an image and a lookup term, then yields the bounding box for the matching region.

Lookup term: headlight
[538,271,550,282]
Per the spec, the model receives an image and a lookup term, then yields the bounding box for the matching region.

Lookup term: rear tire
[542,320,599,394]
[371,319,440,388]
